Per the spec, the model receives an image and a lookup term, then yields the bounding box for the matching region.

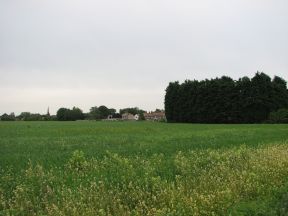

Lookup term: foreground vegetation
[1,122,288,215]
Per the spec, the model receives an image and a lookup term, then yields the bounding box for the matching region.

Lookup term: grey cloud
[0,0,287,114]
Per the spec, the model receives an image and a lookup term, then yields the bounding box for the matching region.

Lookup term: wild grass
[0,122,288,215]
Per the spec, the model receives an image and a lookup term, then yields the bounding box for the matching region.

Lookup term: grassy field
[0,121,288,215]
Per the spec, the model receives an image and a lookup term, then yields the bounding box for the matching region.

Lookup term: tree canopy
[89,105,116,120]
[119,107,145,115]
[165,72,288,123]
[56,107,84,121]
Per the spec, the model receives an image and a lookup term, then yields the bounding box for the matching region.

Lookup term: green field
[1,122,288,215]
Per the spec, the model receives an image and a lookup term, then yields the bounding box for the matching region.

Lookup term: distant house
[144,111,166,121]
[122,113,135,120]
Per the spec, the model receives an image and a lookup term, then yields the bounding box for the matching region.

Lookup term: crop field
[0,122,288,215]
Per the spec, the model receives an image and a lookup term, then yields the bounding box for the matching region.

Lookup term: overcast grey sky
[1,0,288,115]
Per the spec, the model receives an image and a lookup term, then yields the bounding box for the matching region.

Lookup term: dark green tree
[165,72,288,123]
[165,81,180,122]
[89,106,118,120]
[17,112,31,121]
[98,105,110,119]
[57,108,69,121]
[1,113,16,121]
[56,107,84,121]
[70,107,84,121]
[89,107,100,120]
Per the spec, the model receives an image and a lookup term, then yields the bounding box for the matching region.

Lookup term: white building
[122,113,135,120]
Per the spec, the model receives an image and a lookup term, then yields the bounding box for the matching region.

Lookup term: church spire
[47,107,50,116]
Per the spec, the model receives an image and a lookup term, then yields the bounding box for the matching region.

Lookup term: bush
[2,144,288,215]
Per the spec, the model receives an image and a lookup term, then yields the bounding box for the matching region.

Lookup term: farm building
[144,112,166,121]
[122,113,135,120]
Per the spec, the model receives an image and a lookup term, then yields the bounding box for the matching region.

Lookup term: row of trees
[165,72,288,123]
[56,105,120,121]
[56,106,147,121]
[0,106,150,121]
[0,112,53,121]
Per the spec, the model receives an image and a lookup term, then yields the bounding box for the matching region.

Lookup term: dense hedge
[165,72,288,123]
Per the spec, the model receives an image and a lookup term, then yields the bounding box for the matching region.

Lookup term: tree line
[0,106,147,121]
[0,112,51,121]
[165,72,288,123]
[56,106,147,121]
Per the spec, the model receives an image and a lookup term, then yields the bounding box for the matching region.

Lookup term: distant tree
[17,112,31,121]
[49,115,57,121]
[89,106,117,120]
[42,114,51,121]
[56,107,84,121]
[120,107,145,115]
[14,112,46,121]
[26,114,40,121]
[89,107,101,120]
[98,105,110,119]
[57,108,69,121]
[70,107,84,121]
[1,113,9,121]
[83,113,90,120]
[1,113,15,121]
